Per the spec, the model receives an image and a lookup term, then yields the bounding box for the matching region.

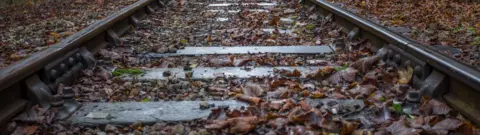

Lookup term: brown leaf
[21,126,38,135]
[361,71,378,86]
[233,57,254,66]
[205,120,230,129]
[333,92,347,99]
[307,66,335,79]
[328,67,358,84]
[276,68,302,77]
[209,58,233,67]
[268,118,288,129]
[269,15,281,26]
[420,99,454,115]
[311,91,326,99]
[409,116,440,128]
[341,121,359,135]
[432,118,463,130]
[423,118,464,135]
[349,84,376,99]
[280,99,296,112]
[287,107,310,124]
[229,120,255,134]
[242,82,265,97]
[350,55,380,72]
[386,117,422,135]
[96,0,104,6]
[352,129,374,135]
[208,107,227,120]
[208,86,228,92]
[268,100,286,110]
[270,79,287,89]
[236,95,262,105]
[299,100,310,110]
[457,121,478,135]
[228,116,260,134]
[382,70,398,84]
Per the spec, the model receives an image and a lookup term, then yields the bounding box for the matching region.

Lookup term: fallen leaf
[307,66,335,79]
[420,99,454,115]
[386,117,422,135]
[288,107,310,124]
[268,118,288,129]
[424,118,464,135]
[24,126,38,135]
[328,67,358,84]
[398,66,413,84]
[209,58,233,67]
[242,82,265,97]
[236,95,262,105]
[96,0,104,6]
[277,68,302,77]
[269,15,281,26]
[349,84,376,99]
[311,91,326,98]
[350,55,380,72]
[341,121,359,135]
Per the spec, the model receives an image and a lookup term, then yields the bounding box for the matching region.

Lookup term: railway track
[1,0,480,134]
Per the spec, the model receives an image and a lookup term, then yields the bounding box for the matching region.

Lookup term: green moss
[334,64,349,71]
[393,104,402,113]
[112,68,144,76]
[180,39,188,44]
[305,24,316,30]
[473,36,480,46]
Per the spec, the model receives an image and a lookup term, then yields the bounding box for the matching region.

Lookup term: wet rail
[1,0,480,134]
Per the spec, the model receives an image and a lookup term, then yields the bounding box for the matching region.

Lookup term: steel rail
[0,0,162,127]
[308,0,480,124]
[1,0,480,128]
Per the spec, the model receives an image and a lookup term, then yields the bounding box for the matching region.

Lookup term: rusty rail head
[0,0,155,91]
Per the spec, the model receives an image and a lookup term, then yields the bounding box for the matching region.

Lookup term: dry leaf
[398,66,413,84]
[269,15,281,26]
[242,82,265,97]
[350,55,380,72]
[236,95,262,105]
[97,0,104,6]
[311,91,326,98]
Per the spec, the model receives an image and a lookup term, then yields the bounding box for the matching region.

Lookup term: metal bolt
[59,64,67,72]
[394,54,401,64]
[404,60,411,67]
[407,91,421,103]
[414,66,422,78]
[62,87,74,99]
[50,70,58,79]
[388,50,394,60]
[68,57,75,67]
[75,53,82,61]
[50,95,64,107]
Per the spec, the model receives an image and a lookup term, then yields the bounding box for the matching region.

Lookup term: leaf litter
[5,0,480,135]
